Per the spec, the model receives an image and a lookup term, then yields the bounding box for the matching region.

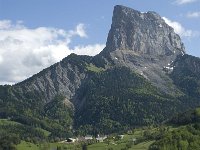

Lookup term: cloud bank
[174,0,197,5]
[162,17,198,37]
[187,11,200,18]
[0,20,105,85]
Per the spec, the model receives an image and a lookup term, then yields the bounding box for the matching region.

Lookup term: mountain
[0,5,200,140]
[97,5,185,95]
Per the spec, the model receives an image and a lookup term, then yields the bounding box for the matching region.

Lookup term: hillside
[168,107,200,125]
[74,66,198,134]
[170,54,200,99]
[0,5,200,147]
[148,107,200,150]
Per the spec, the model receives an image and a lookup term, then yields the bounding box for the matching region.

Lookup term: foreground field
[16,141,81,150]
[88,140,154,150]
[16,128,155,150]
[16,140,154,150]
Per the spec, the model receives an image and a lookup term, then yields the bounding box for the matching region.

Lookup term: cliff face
[106,5,185,56]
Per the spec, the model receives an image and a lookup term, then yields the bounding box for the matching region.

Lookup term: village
[60,134,129,144]
[53,132,142,150]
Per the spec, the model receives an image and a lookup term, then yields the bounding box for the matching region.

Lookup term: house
[119,135,124,139]
[96,134,107,142]
[59,138,77,143]
[132,138,137,144]
[66,138,77,143]
[84,135,93,140]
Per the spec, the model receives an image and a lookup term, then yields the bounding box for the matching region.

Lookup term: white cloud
[162,17,194,37]
[69,23,87,38]
[0,20,12,29]
[0,20,24,30]
[174,0,197,5]
[73,44,105,56]
[0,20,105,85]
[0,55,3,64]
[187,11,200,18]
[76,23,87,38]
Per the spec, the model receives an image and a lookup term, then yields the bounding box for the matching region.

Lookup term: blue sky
[0,0,199,84]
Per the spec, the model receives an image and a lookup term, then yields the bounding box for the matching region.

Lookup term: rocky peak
[97,5,187,95]
[105,5,185,57]
[12,5,188,103]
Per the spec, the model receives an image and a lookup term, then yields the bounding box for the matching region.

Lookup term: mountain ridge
[105,5,185,54]
[0,5,200,138]
[13,5,187,101]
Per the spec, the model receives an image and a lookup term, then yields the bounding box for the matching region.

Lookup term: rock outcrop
[106,5,185,56]
[98,5,186,94]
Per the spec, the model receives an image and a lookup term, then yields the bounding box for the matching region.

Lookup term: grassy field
[87,140,153,150]
[0,119,21,125]
[86,63,105,73]
[0,119,163,150]
[16,141,81,150]
[15,128,158,150]
[87,128,154,150]
[16,140,153,150]
[88,142,126,150]
[0,118,51,138]
[130,141,154,150]
[16,141,39,150]
[35,127,51,137]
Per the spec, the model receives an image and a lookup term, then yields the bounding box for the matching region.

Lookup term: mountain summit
[106,5,185,56]
[99,5,186,94]
[0,5,200,137]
